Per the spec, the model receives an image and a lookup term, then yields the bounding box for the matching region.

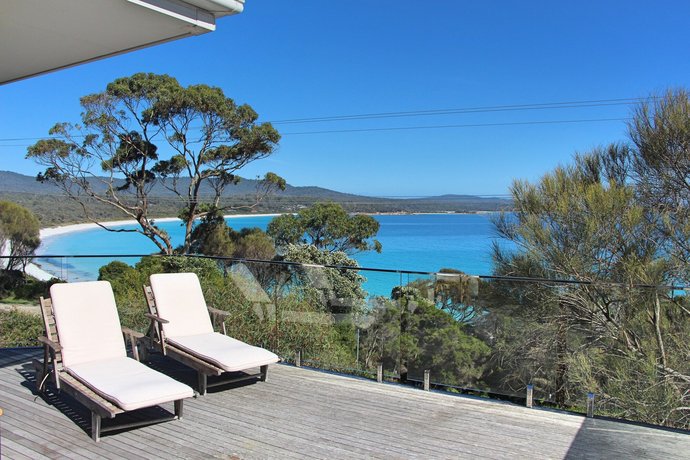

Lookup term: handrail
[1,253,686,290]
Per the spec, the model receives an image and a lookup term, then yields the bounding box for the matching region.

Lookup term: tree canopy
[625,89,690,279]
[188,212,276,261]
[267,202,382,254]
[282,243,367,314]
[0,201,41,273]
[27,73,284,254]
[491,90,690,425]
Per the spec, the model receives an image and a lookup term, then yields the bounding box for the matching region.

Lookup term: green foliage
[282,244,367,314]
[0,270,55,302]
[0,201,41,272]
[268,202,382,254]
[625,89,690,281]
[0,309,43,347]
[360,287,489,387]
[188,213,236,257]
[234,228,276,260]
[27,72,283,255]
[188,212,276,262]
[489,91,690,428]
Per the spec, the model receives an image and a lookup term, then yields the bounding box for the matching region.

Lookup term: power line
[281,117,629,135]
[0,96,648,146]
[269,98,650,125]
[0,117,631,149]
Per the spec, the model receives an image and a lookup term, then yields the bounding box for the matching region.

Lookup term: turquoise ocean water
[38,213,504,296]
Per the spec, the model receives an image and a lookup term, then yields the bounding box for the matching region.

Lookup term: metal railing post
[586,393,595,418]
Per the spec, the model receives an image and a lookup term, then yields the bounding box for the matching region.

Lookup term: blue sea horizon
[38,213,506,297]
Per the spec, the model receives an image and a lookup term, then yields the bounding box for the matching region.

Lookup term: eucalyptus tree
[0,201,41,272]
[495,151,643,403]
[493,146,689,426]
[267,202,382,255]
[27,73,283,254]
[625,90,690,280]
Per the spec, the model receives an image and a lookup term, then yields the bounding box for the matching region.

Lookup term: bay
[38,213,504,296]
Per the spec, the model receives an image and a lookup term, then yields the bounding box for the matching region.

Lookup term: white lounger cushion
[168,333,279,372]
[149,273,214,338]
[67,357,194,411]
[50,281,126,367]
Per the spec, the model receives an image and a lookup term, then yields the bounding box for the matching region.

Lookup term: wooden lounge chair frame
[142,285,268,395]
[33,296,184,442]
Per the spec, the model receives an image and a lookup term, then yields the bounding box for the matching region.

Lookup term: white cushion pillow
[169,332,279,372]
[150,273,213,338]
[67,357,193,411]
[50,281,126,367]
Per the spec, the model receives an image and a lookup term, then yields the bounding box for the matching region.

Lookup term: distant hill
[411,193,510,206]
[0,170,512,226]
[0,170,59,194]
[0,170,360,199]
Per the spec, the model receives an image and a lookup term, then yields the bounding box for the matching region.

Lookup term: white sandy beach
[31,214,280,281]
[39,214,280,240]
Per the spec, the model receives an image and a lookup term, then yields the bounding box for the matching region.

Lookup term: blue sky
[2,0,690,196]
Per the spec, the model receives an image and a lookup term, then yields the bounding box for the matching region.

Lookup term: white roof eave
[0,0,246,85]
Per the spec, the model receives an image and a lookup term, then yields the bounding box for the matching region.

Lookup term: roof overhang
[0,0,245,85]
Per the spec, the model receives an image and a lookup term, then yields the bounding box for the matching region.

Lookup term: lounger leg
[42,345,49,387]
[139,343,149,362]
[32,359,46,393]
[91,412,101,442]
[260,365,268,382]
[35,368,45,392]
[198,373,207,396]
[175,399,184,419]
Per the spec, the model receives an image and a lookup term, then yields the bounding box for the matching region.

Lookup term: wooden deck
[0,348,688,459]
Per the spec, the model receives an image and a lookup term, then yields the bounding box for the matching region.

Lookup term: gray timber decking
[0,348,688,459]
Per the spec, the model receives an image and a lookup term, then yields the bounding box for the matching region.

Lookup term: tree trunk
[554,300,569,406]
[652,292,668,370]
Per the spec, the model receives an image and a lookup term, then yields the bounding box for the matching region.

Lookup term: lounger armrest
[121,327,144,339]
[207,306,230,318]
[145,313,169,324]
[121,327,144,361]
[207,307,230,335]
[38,336,62,352]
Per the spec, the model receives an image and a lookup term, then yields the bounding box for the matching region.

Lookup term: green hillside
[0,171,512,226]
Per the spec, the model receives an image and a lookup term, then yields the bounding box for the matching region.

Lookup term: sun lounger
[143,272,280,395]
[34,281,194,441]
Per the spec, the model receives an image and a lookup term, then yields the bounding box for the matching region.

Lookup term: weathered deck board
[0,348,687,459]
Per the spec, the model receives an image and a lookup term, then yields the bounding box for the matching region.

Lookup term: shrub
[0,309,43,347]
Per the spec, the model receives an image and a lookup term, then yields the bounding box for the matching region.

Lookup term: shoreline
[39,213,282,240]
[29,212,498,284]
[33,214,280,281]
[39,210,499,240]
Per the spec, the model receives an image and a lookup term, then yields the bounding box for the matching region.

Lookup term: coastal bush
[359,287,490,386]
[490,91,690,428]
[0,201,41,273]
[0,309,43,347]
[0,270,55,302]
[281,243,367,314]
